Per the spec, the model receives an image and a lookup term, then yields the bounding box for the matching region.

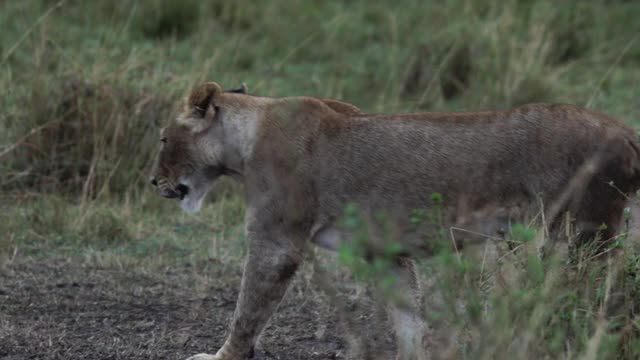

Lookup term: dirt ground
[0,259,395,360]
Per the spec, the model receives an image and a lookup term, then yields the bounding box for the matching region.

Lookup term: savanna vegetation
[1,0,640,359]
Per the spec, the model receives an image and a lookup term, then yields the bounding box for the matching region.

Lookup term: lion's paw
[185,354,217,360]
[186,351,245,360]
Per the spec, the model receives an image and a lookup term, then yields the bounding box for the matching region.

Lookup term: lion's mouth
[176,184,190,199]
[160,183,190,200]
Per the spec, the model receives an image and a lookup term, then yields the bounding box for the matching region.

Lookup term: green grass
[2,0,640,358]
[333,202,640,359]
[0,180,246,267]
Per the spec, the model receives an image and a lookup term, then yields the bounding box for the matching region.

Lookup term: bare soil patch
[0,259,393,360]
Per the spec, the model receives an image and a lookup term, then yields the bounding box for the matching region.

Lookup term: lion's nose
[149,177,158,187]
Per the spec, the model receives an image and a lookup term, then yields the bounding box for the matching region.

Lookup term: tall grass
[332,199,640,359]
[2,0,639,199]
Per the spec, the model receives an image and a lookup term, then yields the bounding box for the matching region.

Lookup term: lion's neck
[220,108,261,177]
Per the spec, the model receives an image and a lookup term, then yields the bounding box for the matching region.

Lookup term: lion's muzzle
[150,177,190,200]
[160,185,189,200]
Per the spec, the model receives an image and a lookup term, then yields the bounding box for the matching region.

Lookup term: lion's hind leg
[386,257,429,360]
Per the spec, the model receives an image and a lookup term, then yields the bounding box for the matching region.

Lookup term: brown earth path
[0,260,394,360]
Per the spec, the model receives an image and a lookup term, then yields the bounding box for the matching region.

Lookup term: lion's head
[149,82,234,213]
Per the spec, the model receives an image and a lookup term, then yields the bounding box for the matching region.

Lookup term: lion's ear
[225,83,248,94]
[188,82,222,117]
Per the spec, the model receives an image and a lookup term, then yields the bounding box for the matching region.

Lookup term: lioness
[150,82,640,360]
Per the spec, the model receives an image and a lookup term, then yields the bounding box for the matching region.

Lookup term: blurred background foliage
[1,0,639,198]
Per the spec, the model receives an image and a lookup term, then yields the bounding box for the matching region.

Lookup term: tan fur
[150,82,640,360]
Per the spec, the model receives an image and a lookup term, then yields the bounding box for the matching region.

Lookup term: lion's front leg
[187,230,304,360]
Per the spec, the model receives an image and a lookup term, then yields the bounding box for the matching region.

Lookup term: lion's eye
[160,137,167,143]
